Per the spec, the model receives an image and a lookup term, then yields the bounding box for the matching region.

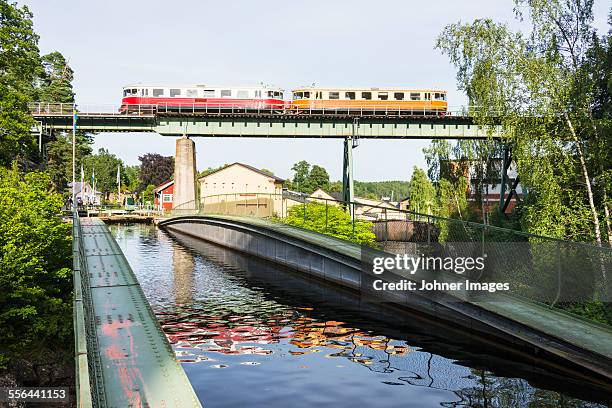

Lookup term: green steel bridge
[30,102,499,139]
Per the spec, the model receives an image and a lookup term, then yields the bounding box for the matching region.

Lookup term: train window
[315,92,322,99]
[153,88,164,97]
[345,92,355,100]
[221,90,232,97]
[394,92,404,100]
[255,90,261,98]
[274,91,282,98]
[303,91,310,99]
[203,89,215,97]
[170,88,181,97]
[329,92,340,100]
[237,90,249,98]
[186,89,198,97]
[410,92,421,100]
[361,91,372,100]
[425,92,431,100]
[144,89,149,96]
[435,93,447,101]
[293,92,303,100]
[378,92,389,100]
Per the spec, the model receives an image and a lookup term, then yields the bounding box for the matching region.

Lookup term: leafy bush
[0,165,72,366]
[282,202,376,245]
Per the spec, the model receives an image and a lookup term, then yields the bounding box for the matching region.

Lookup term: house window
[170,88,181,97]
[153,88,164,97]
[162,194,172,203]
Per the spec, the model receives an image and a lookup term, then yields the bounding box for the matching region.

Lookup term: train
[120,84,448,115]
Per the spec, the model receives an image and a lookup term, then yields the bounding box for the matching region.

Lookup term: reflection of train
[120,84,448,115]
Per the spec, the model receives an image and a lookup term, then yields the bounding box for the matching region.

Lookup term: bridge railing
[168,193,611,316]
[72,214,96,407]
[28,102,488,118]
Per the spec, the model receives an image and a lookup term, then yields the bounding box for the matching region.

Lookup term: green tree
[290,160,310,192]
[82,148,125,197]
[408,167,436,215]
[0,164,72,366]
[308,165,330,192]
[36,51,74,102]
[141,184,156,205]
[436,1,610,244]
[283,202,376,245]
[124,165,140,193]
[0,0,40,166]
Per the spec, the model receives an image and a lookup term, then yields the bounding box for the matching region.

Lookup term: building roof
[198,163,285,182]
[68,181,101,195]
[154,179,174,193]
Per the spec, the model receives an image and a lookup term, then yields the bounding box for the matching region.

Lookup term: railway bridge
[31,102,519,213]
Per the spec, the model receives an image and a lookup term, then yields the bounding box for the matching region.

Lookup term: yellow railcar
[290,88,447,114]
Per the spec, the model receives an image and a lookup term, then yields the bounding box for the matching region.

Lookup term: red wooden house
[154,180,174,211]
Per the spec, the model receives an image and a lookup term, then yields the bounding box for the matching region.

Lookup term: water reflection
[109,224,611,408]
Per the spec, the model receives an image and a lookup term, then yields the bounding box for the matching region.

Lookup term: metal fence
[72,215,98,407]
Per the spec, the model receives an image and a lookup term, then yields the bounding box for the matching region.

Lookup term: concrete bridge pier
[173,135,198,210]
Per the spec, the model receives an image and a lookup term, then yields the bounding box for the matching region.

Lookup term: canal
[110,224,609,408]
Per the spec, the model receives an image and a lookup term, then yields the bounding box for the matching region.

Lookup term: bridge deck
[164,214,612,380]
[78,217,201,407]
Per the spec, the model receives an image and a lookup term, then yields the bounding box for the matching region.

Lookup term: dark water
[109,224,610,408]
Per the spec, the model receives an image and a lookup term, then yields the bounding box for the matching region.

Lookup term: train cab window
[221,90,232,97]
[434,93,446,101]
[329,92,340,100]
[361,91,372,100]
[345,92,355,100]
[274,91,282,98]
[186,89,198,97]
[302,91,310,99]
[153,88,164,97]
[237,90,249,98]
[394,92,404,100]
[378,92,389,100]
[293,92,303,100]
[203,89,215,97]
[170,88,181,97]
[410,92,421,100]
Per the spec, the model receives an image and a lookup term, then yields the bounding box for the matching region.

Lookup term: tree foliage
[288,160,330,193]
[436,1,611,244]
[0,0,40,165]
[82,148,125,196]
[407,167,436,215]
[283,202,376,245]
[0,164,72,366]
[138,153,174,190]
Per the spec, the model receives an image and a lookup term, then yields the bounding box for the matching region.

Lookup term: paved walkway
[78,217,201,407]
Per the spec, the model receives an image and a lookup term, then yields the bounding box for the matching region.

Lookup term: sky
[23,0,610,181]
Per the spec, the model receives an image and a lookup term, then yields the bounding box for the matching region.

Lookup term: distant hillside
[329,180,410,200]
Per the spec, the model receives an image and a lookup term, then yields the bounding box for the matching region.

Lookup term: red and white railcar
[120,84,285,113]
